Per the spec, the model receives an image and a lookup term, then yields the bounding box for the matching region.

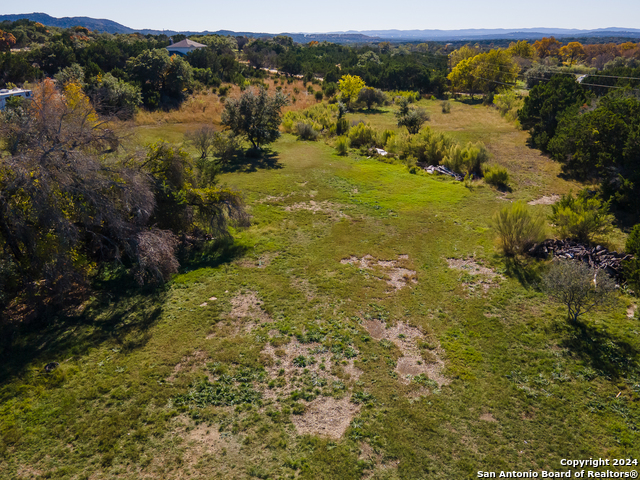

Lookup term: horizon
[2,0,640,34]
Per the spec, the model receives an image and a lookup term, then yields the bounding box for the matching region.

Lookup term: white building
[0,88,32,110]
[166,39,207,56]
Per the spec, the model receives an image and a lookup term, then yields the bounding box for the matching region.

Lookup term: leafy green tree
[518,75,588,151]
[127,49,193,106]
[507,40,535,59]
[88,73,142,119]
[221,87,288,150]
[338,74,365,108]
[549,191,614,244]
[357,87,386,109]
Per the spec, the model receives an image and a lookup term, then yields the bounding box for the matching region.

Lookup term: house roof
[167,39,206,49]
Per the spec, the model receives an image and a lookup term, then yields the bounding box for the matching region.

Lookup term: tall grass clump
[549,191,614,244]
[294,121,320,141]
[483,165,510,189]
[492,202,546,257]
[441,101,451,113]
[348,123,378,147]
[442,143,489,175]
[335,136,350,155]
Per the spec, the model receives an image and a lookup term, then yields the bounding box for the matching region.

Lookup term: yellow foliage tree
[559,42,586,66]
[533,37,561,58]
[507,40,535,59]
[338,74,365,108]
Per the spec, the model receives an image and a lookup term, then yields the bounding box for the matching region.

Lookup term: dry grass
[134,77,321,126]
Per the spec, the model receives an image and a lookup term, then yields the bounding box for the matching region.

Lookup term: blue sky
[4,0,640,33]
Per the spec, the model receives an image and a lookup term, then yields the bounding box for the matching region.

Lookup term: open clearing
[1,98,638,479]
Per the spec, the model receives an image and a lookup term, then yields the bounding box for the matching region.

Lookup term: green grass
[1,101,638,479]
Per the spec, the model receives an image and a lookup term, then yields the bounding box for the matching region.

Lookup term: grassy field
[1,99,638,479]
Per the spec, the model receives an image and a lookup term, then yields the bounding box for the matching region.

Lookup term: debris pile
[422,164,464,181]
[528,239,633,281]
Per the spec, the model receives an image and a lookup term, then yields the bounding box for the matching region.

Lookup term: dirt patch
[446,257,503,294]
[229,291,272,324]
[341,255,417,291]
[480,413,497,422]
[628,304,637,319]
[290,396,361,439]
[257,193,295,203]
[359,441,400,479]
[260,339,361,400]
[528,195,560,206]
[364,320,449,387]
[285,200,350,218]
[236,251,279,269]
[291,277,315,300]
[167,350,211,382]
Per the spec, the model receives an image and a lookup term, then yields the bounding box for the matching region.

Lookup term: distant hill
[335,27,640,41]
[1,13,639,42]
[0,12,135,34]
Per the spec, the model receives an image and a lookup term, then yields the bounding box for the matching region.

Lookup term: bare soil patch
[290,396,360,439]
[446,257,503,294]
[167,350,211,382]
[341,255,417,290]
[359,441,401,479]
[480,413,497,422]
[237,251,279,269]
[229,291,272,323]
[285,200,350,219]
[364,320,450,387]
[528,195,560,206]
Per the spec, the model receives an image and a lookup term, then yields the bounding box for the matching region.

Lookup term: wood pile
[422,164,464,181]
[528,239,634,281]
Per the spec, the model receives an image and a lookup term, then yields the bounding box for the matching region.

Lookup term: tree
[127,49,193,106]
[338,74,365,108]
[397,107,429,134]
[560,42,586,66]
[449,45,479,67]
[533,37,562,58]
[0,29,17,52]
[0,79,248,306]
[507,40,535,59]
[186,125,217,159]
[542,259,616,324]
[447,50,519,96]
[518,75,588,151]
[221,87,288,150]
[357,87,386,109]
[88,73,142,119]
[549,191,614,244]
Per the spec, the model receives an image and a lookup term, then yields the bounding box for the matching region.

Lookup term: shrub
[314,90,323,101]
[348,122,378,147]
[294,121,319,141]
[335,136,350,155]
[542,259,616,324]
[494,89,523,123]
[623,224,640,292]
[218,85,231,96]
[442,143,489,175]
[549,191,614,244]
[357,87,386,109]
[397,108,430,134]
[323,82,338,98]
[484,165,510,189]
[441,101,451,113]
[492,202,546,256]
